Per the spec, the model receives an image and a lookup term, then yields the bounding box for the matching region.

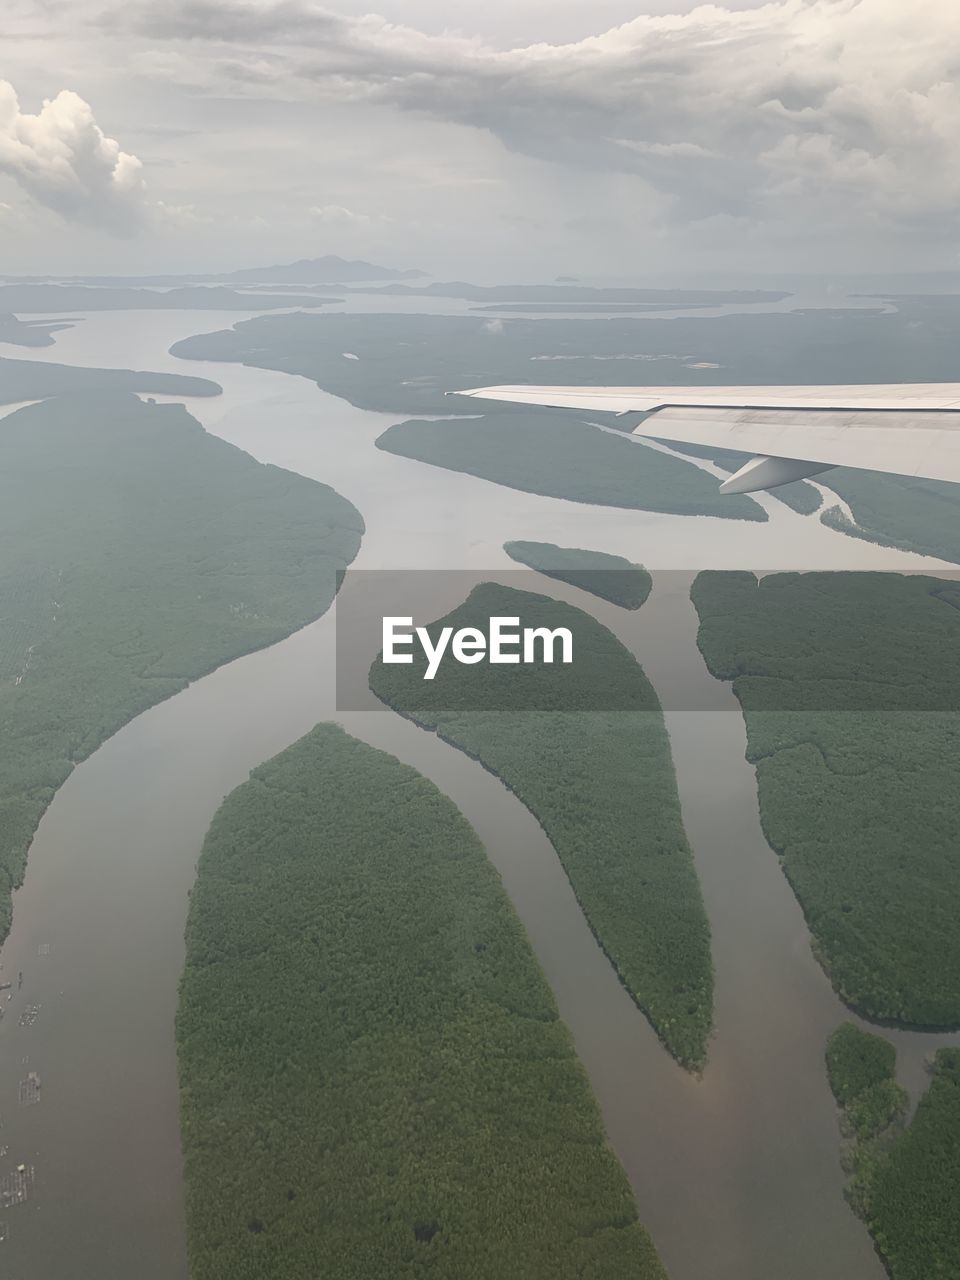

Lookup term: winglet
[718,455,834,495]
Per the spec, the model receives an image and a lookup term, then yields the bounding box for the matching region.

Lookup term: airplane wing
[455,383,960,494]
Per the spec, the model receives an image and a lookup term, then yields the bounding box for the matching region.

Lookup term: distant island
[376,413,766,521]
[0,312,76,347]
[0,355,221,404]
[348,281,790,303]
[503,541,652,609]
[226,255,425,284]
[471,302,725,313]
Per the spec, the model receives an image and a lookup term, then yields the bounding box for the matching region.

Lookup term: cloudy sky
[2,0,958,279]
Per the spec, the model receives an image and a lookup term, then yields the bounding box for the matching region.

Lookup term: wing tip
[453,385,509,399]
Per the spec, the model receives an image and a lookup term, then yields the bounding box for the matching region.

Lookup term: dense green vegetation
[504,541,652,608]
[177,722,666,1280]
[825,1027,960,1280]
[826,1024,898,1107]
[0,392,362,942]
[376,415,765,520]
[171,304,960,418]
[0,355,221,404]
[692,571,960,1026]
[370,583,713,1069]
[826,1024,907,1144]
[171,302,960,540]
[0,312,73,347]
[820,468,960,565]
[866,1048,960,1279]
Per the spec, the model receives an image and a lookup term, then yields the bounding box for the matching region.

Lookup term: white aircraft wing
[455,383,960,493]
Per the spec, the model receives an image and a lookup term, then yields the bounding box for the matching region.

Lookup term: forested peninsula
[0,313,74,348]
[692,570,960,1026]
[370,582,713,1070]
[0,355,221,404]
[0,391,362,941]
[826,1025,960,1279]
[503,542,653,609]
[819,469,960,565]
[177,722,667,1280]
[376,415,764,520]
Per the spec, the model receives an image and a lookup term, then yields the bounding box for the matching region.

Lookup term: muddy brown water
[0,309,957,1278]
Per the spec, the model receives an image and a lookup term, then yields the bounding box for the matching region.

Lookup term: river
[0,307,957,1279]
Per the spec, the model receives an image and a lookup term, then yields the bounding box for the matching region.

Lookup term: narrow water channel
[0,309,956,1278]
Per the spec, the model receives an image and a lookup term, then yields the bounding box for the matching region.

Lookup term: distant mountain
[226,256,424,284]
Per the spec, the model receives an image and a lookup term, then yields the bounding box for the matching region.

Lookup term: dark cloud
[113,0,960,234]
[128,0,344,41]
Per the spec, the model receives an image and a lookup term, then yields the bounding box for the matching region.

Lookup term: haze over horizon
[3,0,960,281]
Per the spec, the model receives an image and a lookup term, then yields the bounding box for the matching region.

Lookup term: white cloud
[155,199,214,227]
[614,139,720,160]
[0,80,147,232]
[309,203,392,226]
[118,0,960,236]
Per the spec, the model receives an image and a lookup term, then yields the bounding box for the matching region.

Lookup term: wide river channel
[1,306,958,1279]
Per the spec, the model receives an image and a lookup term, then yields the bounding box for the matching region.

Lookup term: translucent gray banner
[334,568,960,713]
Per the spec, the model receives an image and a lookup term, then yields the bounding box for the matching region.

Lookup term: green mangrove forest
[0,354,221,404]
[177,722,667,1280]
[170,302,960,418]
[503,542,653,609]
[370,582,713,1070]
[826,1025,960,1279]
[0,390,362,942]
[692,570,960,1027]
[376,414,764,520]
[820,468,960,565]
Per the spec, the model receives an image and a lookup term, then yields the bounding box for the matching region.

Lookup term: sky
[2,0,959,280]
